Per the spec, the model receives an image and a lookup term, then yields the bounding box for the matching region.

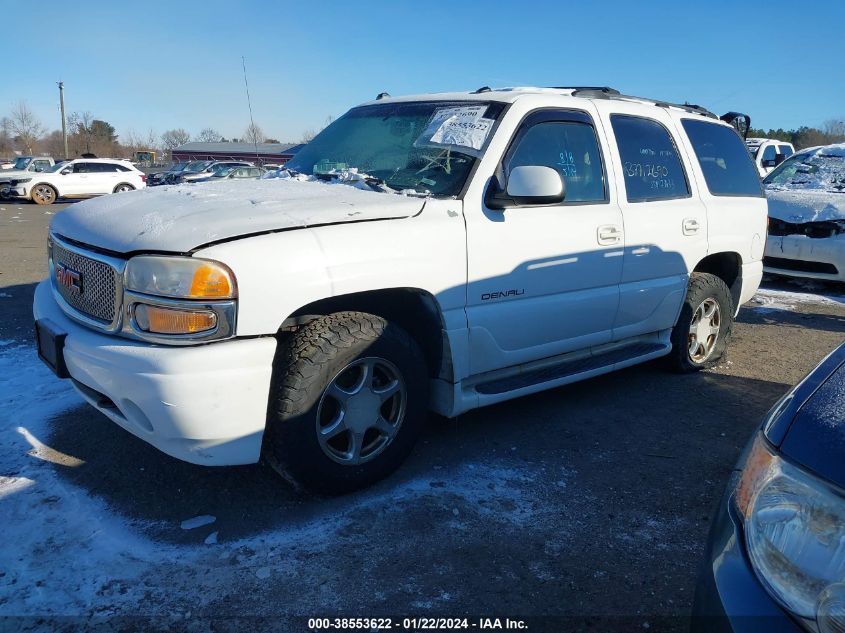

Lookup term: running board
[475,342,668,395]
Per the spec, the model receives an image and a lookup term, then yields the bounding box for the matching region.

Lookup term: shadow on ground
[44,360,788,543]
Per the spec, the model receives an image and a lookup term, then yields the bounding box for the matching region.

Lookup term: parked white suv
[7,158,146,205]
[746,138,795,177]
[33,87,766,492]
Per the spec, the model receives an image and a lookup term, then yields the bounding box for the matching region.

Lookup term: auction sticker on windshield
[416,105,494,153]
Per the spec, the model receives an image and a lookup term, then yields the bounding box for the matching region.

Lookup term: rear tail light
[140,174,147,183]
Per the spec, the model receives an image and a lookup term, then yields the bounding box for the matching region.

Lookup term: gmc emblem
[55,263,83,295]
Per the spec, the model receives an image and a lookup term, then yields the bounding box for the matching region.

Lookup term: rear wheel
[669,273,733,372]
[31,184,57,205]
[113,183,135,193]
[264,311,428,494]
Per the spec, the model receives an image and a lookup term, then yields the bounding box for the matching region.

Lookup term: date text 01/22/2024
[307,617,529,630]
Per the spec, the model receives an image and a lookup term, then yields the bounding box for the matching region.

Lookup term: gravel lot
[2,198,844,631]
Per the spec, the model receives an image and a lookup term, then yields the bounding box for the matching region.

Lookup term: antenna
[241,56,259,160]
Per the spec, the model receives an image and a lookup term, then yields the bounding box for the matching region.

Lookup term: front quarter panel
[194,197,468,343]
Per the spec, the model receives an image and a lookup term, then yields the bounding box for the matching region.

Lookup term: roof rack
[547,85,717,118]
[553,86,621,97]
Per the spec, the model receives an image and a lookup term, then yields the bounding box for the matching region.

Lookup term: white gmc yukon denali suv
[34,87,766,492]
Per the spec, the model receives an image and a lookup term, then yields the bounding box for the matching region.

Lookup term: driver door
[465,108,624,376]
[57,162,89,196]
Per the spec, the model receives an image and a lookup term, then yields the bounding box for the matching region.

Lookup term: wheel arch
[278,287,453,383]
[31,181,60,197]
[693,252,742,310]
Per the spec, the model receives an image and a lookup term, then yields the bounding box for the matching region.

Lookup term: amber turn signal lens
[189,264,233,298]
[134,304,217,334]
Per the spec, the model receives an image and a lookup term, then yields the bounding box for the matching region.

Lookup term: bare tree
[823,119,845,139]
[0,117,13,155]
[160,128,191,150]
[67,111,94,155]
[10,101,45,154]
[243,122,265,145]
[196,127,222,143]
[299,115,334,144]
[145,128,159,150]
[43,130,66,158]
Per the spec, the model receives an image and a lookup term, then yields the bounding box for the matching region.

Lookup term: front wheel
[31,184,57,205]
[668,273,734,372]
[264,311,428,494]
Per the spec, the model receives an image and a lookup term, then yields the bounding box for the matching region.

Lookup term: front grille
[768,217,845,239]
[764,256,839,275]
[52,240,120,323]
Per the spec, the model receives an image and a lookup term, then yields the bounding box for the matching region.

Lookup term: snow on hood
[50,177,425,253]
[767,189,845,223]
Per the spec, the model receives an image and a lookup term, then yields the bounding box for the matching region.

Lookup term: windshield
[764,148,845,193]
[13,157,32,170]
[47,162,66,173]
[284,101,505,196]
[169,162,189,172]
[211,166,235,177]
[185,160,213,173]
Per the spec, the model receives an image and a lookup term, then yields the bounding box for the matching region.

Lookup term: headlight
[736,435,845,629]
[11,178,32,185]
[125,255,236,299]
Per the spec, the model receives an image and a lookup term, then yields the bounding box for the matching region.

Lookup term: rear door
[594,103,709,340]
[90,163,120,193]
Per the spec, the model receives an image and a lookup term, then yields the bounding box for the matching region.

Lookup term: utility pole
[58,81,68,159]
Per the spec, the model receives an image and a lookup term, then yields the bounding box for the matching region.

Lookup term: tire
[668,272,734,372]
[264,311,428,494]
[31,184,57,205]
[113,183,135,193]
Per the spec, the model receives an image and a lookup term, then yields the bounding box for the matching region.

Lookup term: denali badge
[481,289,525,301]
[55,263,83,295]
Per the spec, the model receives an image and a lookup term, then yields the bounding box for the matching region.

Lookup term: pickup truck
[0,156,56,198]
[33,87,766,493]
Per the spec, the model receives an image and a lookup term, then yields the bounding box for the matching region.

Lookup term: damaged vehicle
[763,144,845,281]
[34,87,766,493]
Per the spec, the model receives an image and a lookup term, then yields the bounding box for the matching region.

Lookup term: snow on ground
[749,286,845,312]
[0,343,557,617]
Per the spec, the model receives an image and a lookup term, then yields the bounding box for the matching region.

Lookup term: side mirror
[487,165,565,209]
[761,159,777,168]
[721,112,751,140]
[61,168,72,175]
[774,153,787,166]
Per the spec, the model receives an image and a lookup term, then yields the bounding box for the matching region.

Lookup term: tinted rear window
[681,119,763,197]
[610,115,690,202]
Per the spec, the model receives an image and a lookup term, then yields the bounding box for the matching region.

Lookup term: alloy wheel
[316,357,407,465]
[688,298,721,363]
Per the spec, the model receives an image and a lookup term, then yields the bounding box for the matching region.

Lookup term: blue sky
[3,0,843,144]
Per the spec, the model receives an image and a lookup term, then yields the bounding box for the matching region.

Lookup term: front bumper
[691,484,800,632]
[33,280,277,466]
[764,233,845,281]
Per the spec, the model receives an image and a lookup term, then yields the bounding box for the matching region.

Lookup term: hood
[766,189,845,224]
[778,342,845,489]
[50,177,425,253]
[0,169,35,182]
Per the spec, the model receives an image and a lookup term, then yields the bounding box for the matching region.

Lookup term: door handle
[682,218,700,235]
[597,224,623,245]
